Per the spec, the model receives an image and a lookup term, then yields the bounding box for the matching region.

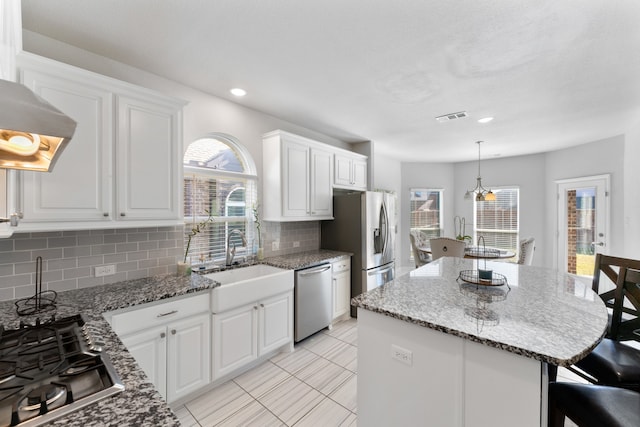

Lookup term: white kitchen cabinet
[263,130,333,221]
[15,52,184,231]
[334,152,367,190]
[107,292,211,403]
[116,94,181,220]
[213,291,293,379]
[332,257,351,321]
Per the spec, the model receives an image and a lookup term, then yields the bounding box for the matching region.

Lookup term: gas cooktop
[0,314,124,426]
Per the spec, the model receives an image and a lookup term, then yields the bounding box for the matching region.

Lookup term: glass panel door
[557,175,610,276]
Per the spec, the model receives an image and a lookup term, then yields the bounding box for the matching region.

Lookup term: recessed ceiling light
[478,117,494,124]
[230,88,247,97]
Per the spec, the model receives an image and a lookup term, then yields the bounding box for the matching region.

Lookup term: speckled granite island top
[352,257,609,367]
[0,273,216,426]
[263,249,351,270]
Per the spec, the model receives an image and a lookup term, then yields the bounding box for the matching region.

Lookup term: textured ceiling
[20,0,640,162]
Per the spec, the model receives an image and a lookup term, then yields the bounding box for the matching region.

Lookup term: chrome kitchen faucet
[226,229,248,266]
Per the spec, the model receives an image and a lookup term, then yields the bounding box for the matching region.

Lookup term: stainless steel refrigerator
[321,191,396,316]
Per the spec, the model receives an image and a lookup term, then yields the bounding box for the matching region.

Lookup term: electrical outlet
[391,344,412,366]
[95,265,116,277]
[293,241,300,248]
[272,241,280,251]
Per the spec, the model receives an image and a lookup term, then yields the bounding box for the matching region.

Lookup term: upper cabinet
[263,130,368,222]
[334,152,367,191]
[263,130,333,221]
[14,53,185,231]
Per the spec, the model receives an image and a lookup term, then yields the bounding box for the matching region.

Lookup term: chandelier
[464,141,496,202]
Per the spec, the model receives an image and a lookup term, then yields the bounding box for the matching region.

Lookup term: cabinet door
[310,148,333,218]
[20,69,113,222]
[167,313,211,402]
[116,94,181,220]
[352,158,368,190]
[213,304,258,379]
[120,325,168,400]
[281,140,310,217]
[334,154,353,187]
[258,292,293,355]
[333,270,351,320]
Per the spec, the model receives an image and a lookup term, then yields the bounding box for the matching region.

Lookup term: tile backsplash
[0,227,183,302]
[0,221,321,302]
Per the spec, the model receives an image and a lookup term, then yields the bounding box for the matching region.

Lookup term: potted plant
[454,216,472,243]
[252,204,263,260]
[179,209,215,275]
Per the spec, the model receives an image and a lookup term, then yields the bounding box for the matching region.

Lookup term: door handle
[591,242,605,247]
[369,266,393,276]
[299,265,331,275]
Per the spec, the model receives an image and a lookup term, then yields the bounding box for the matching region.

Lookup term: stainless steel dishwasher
[294,263,333,342]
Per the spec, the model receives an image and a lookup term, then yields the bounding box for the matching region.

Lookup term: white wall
[545,135,625,267]
[624,120,640,259]
[400,137,626,270]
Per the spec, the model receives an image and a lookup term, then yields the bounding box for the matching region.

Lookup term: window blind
[474,188,519,252]
[183,170,258,265]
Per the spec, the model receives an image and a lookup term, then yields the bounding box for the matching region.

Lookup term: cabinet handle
[254,306,258,310]
[260,303,264,308]
[120,213,126,217]
[157,310,178,318]
[160,332,166,338]
[171,329,176,335]
[103,213,109,217]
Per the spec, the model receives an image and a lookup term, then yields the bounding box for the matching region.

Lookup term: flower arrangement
[252,204,262,249]
[184,209,215,263]
[454,216,472,242]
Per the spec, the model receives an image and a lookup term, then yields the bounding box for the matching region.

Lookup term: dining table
[417,245,516,260]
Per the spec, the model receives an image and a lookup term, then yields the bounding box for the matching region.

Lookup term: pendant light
[464,141,496,202]
[0,79,76,172]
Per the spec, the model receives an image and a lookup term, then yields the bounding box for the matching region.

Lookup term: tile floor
[174,318,358,426]
[174,316,586,426]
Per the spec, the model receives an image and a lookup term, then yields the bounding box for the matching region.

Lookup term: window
[409,189,443,259]
[473,188,519,254]
[183,134,258,266]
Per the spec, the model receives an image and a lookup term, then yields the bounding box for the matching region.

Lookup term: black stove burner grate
[0,315,124,427]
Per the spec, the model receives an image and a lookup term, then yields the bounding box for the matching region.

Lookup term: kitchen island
[352,257,608,427]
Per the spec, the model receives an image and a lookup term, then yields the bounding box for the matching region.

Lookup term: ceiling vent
[435,111,468,122]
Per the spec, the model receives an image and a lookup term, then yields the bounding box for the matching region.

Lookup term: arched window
[183,133,258,266]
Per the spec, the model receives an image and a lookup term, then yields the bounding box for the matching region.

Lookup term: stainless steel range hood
[0,79,76,172]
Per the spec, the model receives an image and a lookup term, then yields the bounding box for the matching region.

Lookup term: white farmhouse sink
[206,264,293,313]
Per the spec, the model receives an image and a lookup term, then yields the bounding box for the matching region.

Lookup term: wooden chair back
[592,254,640,341]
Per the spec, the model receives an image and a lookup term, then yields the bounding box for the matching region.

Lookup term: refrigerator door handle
[368,266,393,276]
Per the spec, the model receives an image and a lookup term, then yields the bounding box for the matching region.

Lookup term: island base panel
[357,309,544,426]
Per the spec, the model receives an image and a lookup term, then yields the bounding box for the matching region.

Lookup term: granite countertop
[0,249,350,425]
[352,257,609,367]
[0,273,216,427]
[262,249,352,270]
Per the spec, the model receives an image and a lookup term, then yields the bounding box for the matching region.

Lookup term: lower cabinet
[332,257,351,320]
[107,293,211,403]
[213,291,293,379]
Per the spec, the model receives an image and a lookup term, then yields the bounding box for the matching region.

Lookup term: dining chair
[517,237,535,265]
[429,237,466,260]
[409,233,430,268]
[548,382,640,427]
[569,254,640,391]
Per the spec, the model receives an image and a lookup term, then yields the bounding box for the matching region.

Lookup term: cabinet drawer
[332,258,350,274]
[110,292,210,336]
